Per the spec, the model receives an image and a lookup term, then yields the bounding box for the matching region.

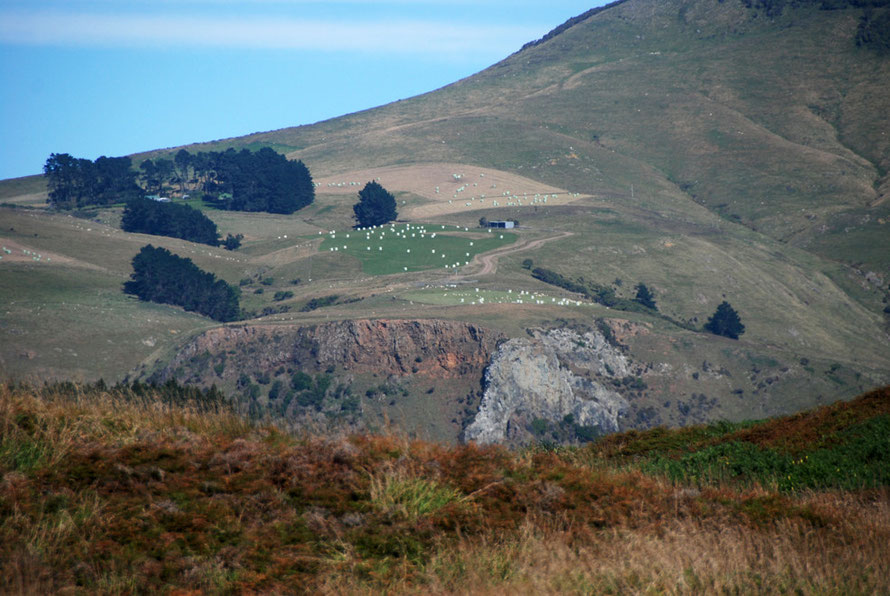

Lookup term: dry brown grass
[2,382,889,594]
[312,162,584,219]
[319,492,890,594]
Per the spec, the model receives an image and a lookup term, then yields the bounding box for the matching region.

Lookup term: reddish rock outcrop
[163,319,501,382]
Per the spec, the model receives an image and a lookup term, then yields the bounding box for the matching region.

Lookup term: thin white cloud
[0,10,540,55]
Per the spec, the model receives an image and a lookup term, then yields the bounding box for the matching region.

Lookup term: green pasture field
[319,223,516,275]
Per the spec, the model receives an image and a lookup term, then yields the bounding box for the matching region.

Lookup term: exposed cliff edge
[162,319,501,381]
[151,319,503,442]
[151,316,863,445]
[152,320,644,444]
[464,328,630,446]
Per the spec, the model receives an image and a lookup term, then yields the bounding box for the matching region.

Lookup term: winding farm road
[466,230,574,277]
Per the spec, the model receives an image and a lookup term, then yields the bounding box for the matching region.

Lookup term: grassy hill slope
[217,0,890,272]
[1,0,889,433]
[1,381,887,593]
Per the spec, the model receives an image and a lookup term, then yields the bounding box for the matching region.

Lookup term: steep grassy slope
[1,382,888,593]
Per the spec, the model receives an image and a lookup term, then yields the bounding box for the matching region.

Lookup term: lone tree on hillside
[634,283,657,310]
[353,181,397,228]
[704,301,745,339]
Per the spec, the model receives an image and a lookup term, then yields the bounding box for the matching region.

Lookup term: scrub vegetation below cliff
[1,381,889,594]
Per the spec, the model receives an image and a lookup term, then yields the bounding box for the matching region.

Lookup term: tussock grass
[394,502,890,595]
[2,382,889,594]
[368,465,464,522]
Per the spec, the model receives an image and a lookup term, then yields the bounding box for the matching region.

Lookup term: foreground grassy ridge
[2,383,889,594]
[593,386,890,491]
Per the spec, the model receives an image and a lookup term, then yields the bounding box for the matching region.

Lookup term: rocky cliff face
[313,319,495,378]
[163,319,500,382]
[153,319,502,442]
[153,315,884,444]
[464,328,630,446]
[156,320,641,445]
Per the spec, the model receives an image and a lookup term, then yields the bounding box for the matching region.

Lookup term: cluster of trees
[121,198,220,246]
[45,147,314,215]
[121,198,243,249]
[44,153,141,209]
[353,181,397,227]
[124,245,240,322]
[144,148,314,214]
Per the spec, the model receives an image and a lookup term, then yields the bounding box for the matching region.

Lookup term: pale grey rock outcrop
[464,328,629,445]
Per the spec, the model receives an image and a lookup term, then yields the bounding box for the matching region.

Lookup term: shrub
[222,233,243,250]
[300,295,339,312]
[634,283,657,310]
[291,372,313,392]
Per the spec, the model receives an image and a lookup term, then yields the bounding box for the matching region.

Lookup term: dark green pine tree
[704,301,745,339]
[634,283,657,310]
[353,181,397,228]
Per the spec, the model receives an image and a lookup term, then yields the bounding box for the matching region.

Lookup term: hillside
[1,0,889,440]
[236,0,890,273]
[1,381,888,593]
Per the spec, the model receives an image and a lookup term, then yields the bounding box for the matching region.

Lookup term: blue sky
[0,1,609,180]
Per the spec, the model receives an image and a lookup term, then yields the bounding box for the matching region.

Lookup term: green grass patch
[642,417,890,492]
[369,468,464,522]
[599,389,890,492]
[319,223,515,275]
[0,435,54,472]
